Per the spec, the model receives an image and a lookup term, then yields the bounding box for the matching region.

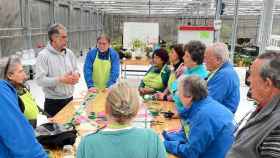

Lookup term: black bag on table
[35,123,77,148]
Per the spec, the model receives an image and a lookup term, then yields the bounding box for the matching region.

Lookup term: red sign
[178,26,214,31]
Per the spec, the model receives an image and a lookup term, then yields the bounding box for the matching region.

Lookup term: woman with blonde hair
[77,81,167,158]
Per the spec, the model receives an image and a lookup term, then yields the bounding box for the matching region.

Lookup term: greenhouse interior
[0,0,280,158]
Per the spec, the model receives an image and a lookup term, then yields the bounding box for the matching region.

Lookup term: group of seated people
[139,41,240,114]
[0,23,280,158]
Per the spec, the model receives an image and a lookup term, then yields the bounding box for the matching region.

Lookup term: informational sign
[177,26,214,46]
[123,22,159,49]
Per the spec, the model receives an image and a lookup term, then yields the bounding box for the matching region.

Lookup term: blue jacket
[207,62,240,113]
[0,80,47,158]
[172,64,208,113]
[163,96,234,158]
[83,48,120,88]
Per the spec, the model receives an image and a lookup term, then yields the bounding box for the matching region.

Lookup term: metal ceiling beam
[80,0,198,4]
[72,0,280,16]
[90,6,190,9]
[230,0,239,62]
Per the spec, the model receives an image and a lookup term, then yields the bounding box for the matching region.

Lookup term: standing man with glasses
[83,35,120,93]
[35,23,80,117]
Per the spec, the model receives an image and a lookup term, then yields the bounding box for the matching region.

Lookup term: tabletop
[51,92,180,158]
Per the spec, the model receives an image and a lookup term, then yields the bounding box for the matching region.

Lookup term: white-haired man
[204,42,240,113]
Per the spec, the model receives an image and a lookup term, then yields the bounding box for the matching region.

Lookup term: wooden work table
[121,58,151,65]
[51,92,180,158]
[121,58,151,78]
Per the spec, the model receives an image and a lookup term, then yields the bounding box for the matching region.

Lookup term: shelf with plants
[234,53,254,67]
[131,39,146,59]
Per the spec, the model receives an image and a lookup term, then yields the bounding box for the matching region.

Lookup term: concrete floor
[27,57,255,123]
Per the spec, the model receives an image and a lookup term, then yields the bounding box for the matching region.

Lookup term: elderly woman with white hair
[77,81,167,158]
[163,75,234,158]
[2,55,49,127]
[204,42,240,113]
[0,55,47,157]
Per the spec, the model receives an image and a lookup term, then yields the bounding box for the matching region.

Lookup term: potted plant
[132,39,145,59]
[112,42,122,54]
[144,46,153,58]
[111,37,123,58]
[124,50,132,59]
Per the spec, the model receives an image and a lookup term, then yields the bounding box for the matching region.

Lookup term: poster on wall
[123,22,159,49]
[177,26,214,46]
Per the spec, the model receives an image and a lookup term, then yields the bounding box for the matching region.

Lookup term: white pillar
[258,0,275,54]
[24,0,32,49]
[214,0,222,42]
[230,0,239,62]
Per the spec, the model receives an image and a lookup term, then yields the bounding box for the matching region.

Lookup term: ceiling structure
[76,0,280,16]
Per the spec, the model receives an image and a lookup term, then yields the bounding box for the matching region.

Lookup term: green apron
[168,72,176,92]
[20,89,39,120]
[182,120,190,138]
[143,65,166,91]
[92,51,111,89]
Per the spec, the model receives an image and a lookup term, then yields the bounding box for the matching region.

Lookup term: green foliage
[234,54,254,67]
[144,46,153,58]
[144,46,153,53]
[111,37,122,53]
[220,23,232,42]
[165,42,173,53]
[112,44,122,53]
[123,50,132,59]
[132,39,145,49]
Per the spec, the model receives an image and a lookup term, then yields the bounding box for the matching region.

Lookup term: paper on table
[36,114,49,127]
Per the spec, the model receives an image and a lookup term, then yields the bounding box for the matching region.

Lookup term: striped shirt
[259,126,280,158]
